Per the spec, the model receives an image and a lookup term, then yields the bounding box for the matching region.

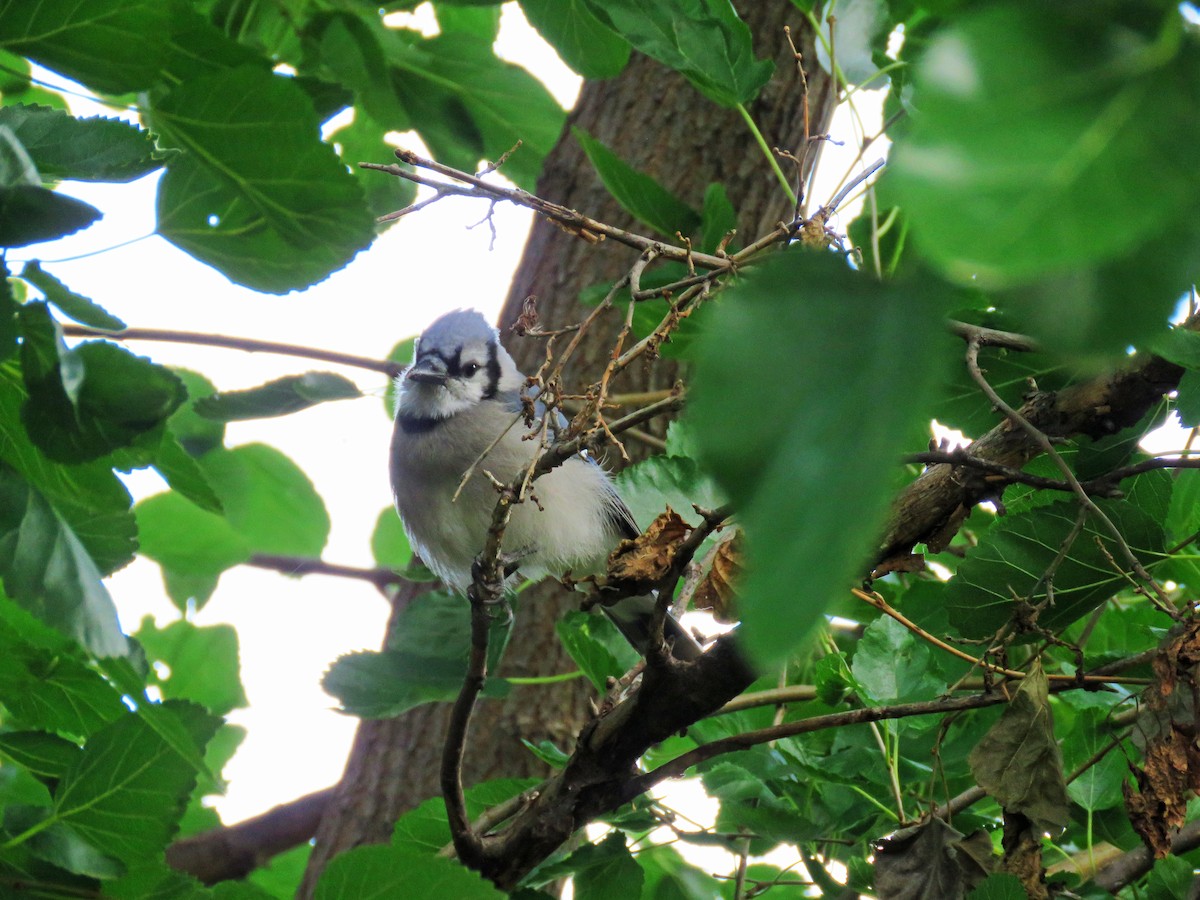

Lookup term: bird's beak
[405,359,448,386]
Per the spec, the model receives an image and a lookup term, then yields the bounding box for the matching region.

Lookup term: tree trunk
[299,4,835,893]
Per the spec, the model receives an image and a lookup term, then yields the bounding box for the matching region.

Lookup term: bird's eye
[461,362,481,377]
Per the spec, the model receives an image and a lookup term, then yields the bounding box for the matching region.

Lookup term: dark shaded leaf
[519,0,629,79]
[0,256,17,362]
[968,662,1069,835]
[874,818,994,900]
[966,873,1026,899]
[852,616,946,706]
[0,731,80,782]
[556,609,637,692]
[194,372,361,422]
[0,183,101,246]
[5,806,125,878]
[690,251,952,665]
[0,104,164,183]
[700,181,737,254]
[571,832,644,900]
[20,304,186,463]
[574,127,700,237]
[20,260,125,329]
[168,369,225,457]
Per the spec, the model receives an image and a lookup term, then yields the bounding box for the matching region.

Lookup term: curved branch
[61,325,404,378]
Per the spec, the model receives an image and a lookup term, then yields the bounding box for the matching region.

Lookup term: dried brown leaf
[605,508,692,595]
[968,661,1070,836]
[1124,618,1200,858]
[692,532,743,623]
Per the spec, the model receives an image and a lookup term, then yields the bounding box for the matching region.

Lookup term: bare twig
[61,325,402,377]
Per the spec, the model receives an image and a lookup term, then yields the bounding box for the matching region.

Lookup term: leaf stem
[735,103,797,206]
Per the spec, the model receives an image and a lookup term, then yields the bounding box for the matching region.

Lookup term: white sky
[16,3,890,856]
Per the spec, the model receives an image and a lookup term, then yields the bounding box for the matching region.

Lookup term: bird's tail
[601,594,704,661]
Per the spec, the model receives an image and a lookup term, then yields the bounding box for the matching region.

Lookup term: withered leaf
[968,661,1070,836]
[1123,619,1200,858]
[605,508,692,595]
[692,531,743,623]
[874,818,996,900]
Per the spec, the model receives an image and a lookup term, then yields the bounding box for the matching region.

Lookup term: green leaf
[151,66,375,293]
[0,256,15,363]
[371,507,412,570]
[613,453,724,531]
[329,113,417,221]
[0,463,128,658]
[0,599,127,736]
[968,662,1069,835]
[0,731,81,782]
[314,844,505,899]
[5,806,125,878]
[851,616,946,705]
[0,104,164,183]
[20,260,126,330]
[109,426,223,515]
[574,127,700,237]
[199,443,329,558]
[555,609,638,692]
[571,832,644,900]
[323,590,511,717]
[521,738,569,769]
[50,702,219,865]
[889,6,1200,285]
[135,618,248,716]
[0,364,137,575]
[519,0,629,79]
[19,303,187,463]
[588,0,773,106]
[945,496,1167,639]
[0,183,101,246]
[392,778,538,854]
[966,873,1027,900]
[435,3,501,42]
[0,0,176,94]
[690,251,952,665]
[389,33,565,191]
[700,181,738,254]
[194,372,361,422]
[168,369,225,458]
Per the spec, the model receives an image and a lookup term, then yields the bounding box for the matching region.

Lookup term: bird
[389,308,702,661]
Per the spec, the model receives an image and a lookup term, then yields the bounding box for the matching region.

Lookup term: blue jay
[389,309,702,661]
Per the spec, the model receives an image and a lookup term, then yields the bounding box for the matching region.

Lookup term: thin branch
[246,554,408,596]
[61,325,402,377]
[946,319,1041,353]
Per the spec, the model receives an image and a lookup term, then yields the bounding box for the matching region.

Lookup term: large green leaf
[0,104,164,184]
[0,0,176,94]
[48,702,219,865]
[945,492,1167,639]
[890,5,1200,284]
[690,251,952,665]
[574,127,700,238]
[0,364,137,575]
[519,0,630,79]
[151,66,375,293]
[585,0,772,106]
[0,600,127,737]
[0,464,128,658]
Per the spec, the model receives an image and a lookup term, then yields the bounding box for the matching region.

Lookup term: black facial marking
[482,341,500,399]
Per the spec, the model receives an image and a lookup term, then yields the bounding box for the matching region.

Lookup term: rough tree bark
[297,4,836,893]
